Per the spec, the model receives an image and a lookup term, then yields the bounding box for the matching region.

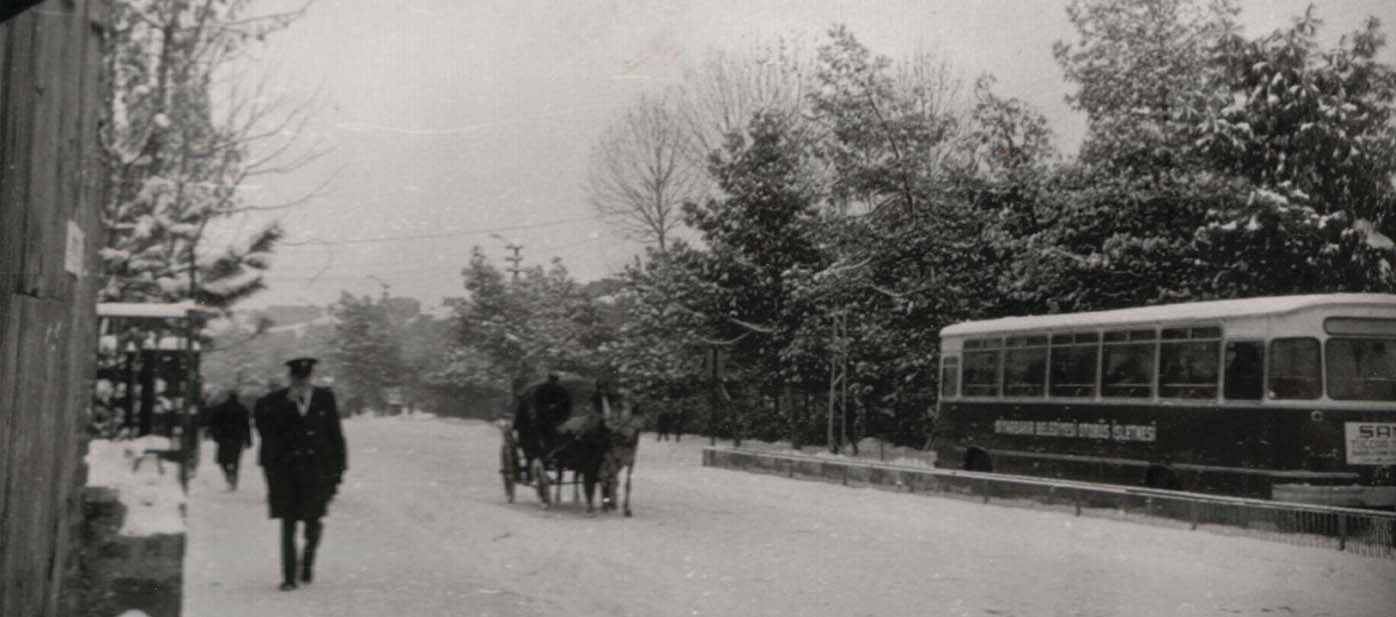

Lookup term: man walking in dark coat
[208,391,252,490]
[255,357,347,591]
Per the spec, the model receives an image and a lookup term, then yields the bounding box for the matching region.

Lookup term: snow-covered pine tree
[1188,10,1396,295]
[329,293,403,414]
[1033,0,1396,305]
[100,0,321,311]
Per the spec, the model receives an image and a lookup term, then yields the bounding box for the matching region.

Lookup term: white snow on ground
[735,436,938,469]
[86,436,187,536]
[185,416,1396,617]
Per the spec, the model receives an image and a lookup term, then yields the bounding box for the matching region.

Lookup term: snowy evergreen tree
[438,249,612,400]
[1012,1,1396,309]
[679,110,830,440]
[330,293,403,414]
[100,0,321,311]
[1054,0,1240,173]
[596,248,712,401]
[1187,11,1396,294]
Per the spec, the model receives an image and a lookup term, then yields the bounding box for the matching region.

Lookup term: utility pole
[368,275,391,301]
[828,311,849,454]
[699,344,734,446]
[490,233,524,283]
[504,243,523,283]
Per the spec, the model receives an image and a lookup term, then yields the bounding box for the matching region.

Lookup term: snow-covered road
[185,415,1396,617]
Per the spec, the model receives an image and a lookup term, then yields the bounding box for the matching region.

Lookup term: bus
[933,294,1396,508]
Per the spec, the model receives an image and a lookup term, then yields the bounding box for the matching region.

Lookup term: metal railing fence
[703,447,1396,559]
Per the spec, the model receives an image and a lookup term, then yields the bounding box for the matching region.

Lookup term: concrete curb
[701,447,982,497]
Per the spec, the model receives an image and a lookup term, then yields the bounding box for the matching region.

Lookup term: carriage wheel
[531,459,550,507]
[499,443,516,503]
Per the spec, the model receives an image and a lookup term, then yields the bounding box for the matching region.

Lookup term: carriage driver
[534,372,572,457]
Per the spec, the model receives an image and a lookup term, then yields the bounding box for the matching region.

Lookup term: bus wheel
[1144,464,1180,490]
[963,447,993,472]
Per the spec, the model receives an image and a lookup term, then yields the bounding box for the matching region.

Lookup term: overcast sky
[220,0,1396,311]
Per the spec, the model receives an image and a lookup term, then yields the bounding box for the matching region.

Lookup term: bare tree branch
[585,93,700,254]
[229,163,344,213]
[677,37,813,171]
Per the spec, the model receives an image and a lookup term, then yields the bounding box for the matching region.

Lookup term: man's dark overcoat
[255,386,347,520]
[534,380,572,429]
[208,396,252,465]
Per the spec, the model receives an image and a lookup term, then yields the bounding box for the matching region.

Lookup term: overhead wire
[278,214,604,247]
[264,234,621,283]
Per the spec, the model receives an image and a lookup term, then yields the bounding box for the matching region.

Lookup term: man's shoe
[279,581,297,591]
[300,568,313,584]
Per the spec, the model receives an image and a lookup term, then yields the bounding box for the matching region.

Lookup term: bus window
[963,338,1001,397]
[1101,329,1155,398]
[1325,317,1396,336]
[1159,328,1221,399]
[940,356,960,398]
[1004,335,1047,397]
[1223,341,1263,400]
[1268,338,1321,400]
[1050,332,1098,397]
[1326,338,1396,401]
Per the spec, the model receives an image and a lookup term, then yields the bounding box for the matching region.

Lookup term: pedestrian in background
[656,410,673,441]
[254,357,347,591]
[208,390,252,490]
[673,409,687,442]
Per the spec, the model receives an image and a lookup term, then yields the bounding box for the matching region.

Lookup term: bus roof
[97,302,206,319]
[940,293,1396,338]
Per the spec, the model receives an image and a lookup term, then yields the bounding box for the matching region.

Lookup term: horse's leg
[623,462,633,517]
[583,466,597,514]
[598,466,610,510]
[554,466,564,504]
[607,470,618,510]
[601,467,616,511]
[572,469,581,505]
[532,459,550,509]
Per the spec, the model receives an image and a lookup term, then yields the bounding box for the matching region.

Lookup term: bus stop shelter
[95,302,212,486]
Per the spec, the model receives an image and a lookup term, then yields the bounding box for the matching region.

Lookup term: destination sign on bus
[1345,422,1396,465]
[994,419,1157,442]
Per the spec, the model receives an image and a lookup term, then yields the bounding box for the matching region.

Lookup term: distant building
[384,386,406,415]
[259,304,325,328]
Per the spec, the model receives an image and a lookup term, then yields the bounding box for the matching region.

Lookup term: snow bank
[85,437,186,536]
[734,437,938,469]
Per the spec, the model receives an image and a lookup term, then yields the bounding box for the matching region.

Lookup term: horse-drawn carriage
[498,373,640,515]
